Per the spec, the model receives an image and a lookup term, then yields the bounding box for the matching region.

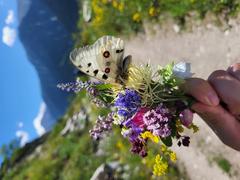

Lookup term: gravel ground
[125,18,240,180]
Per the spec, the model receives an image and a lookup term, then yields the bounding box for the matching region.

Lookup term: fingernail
[206,92,219,106]
[229,63,240,72]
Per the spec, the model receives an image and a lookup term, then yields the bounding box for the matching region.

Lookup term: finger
[184,78,219,106]
[227,63,240,81]
[208,70,240,115]
[192,102,240,151]
[236,114,240,121]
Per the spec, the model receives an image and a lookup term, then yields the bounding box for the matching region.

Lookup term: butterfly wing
[70,36,125,83]
[116,55,132,83]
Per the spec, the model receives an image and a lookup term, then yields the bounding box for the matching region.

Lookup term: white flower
[173,62,193,79]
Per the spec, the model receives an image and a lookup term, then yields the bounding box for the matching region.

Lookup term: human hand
[184,63,240,151]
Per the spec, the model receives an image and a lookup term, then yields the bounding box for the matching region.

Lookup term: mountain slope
[0,92,188,180]
[17,0,79,129]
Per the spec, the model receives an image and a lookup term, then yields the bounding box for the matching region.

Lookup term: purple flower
[179,109,193,127]
[121,126,143,141]
[89,113,114,140]
[143,104,172,138]
[115,89,141,118]
[130,138,148,157]
[122,108,149,128]
[57,80,91,92]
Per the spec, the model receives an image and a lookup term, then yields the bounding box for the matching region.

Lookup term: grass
[213,155,232,175]
[2,1,239,179]
[75,0,240,46]
[0,91,189,179]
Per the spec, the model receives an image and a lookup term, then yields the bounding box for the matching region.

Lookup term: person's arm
[184,63,240,151]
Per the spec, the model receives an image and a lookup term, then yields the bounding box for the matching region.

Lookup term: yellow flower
[101,0,108,4]
[169,152,177,162]
[112,0,118,8]
[118,2,124,12]
[116,141,124,149]
[141,131,159,143]
[153,154,168,176]
[161,145,177,162]
[132,12,141,22]
[161,144,167,152]
[92,0,104,25]
[94,16,102,23]
[92,0,103,14]
[149,7,157,17]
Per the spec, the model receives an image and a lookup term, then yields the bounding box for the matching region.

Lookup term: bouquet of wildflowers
[58,62,199,176]
[58,36,199,176]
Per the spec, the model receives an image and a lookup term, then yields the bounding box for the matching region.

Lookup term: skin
[184,63,240,151]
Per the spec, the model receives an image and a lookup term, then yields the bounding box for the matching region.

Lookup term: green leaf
[161,136,173,147]
[95,84,113,90]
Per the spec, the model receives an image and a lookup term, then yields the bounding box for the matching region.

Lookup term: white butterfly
[70,36,132,84]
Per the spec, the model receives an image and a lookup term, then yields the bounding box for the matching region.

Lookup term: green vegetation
[0,91,188,179]
[2,1,239,179]
[213,155,232,174]
[0,139,20,160]
[75,0,240,46]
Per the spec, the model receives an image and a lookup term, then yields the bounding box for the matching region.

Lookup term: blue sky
[0,0,42,157]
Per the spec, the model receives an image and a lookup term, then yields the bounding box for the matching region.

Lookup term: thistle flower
[89,113,114,140]
[114,89,141,118]
[126,65,167,106]
[143,104,172,138]
[126,65,153,91]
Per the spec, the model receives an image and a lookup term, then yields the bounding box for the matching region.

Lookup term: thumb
[192,103,240,150]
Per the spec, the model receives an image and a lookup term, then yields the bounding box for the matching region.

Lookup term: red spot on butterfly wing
[103,51,110,58]
[105,67,110,74]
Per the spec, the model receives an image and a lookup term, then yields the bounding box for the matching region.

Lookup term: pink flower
[179,109,193,127]
[131,108,149,128]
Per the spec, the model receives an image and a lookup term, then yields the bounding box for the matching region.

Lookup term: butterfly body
[70,36,131,84]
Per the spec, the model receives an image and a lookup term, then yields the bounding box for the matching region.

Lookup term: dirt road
[125,19,240,180]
